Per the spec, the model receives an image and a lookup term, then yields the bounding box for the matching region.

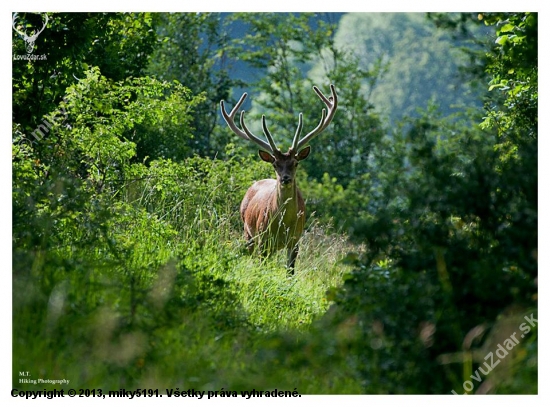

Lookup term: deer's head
[220,84,338,188]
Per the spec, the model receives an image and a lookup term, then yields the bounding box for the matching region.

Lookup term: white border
[3,2,547,406]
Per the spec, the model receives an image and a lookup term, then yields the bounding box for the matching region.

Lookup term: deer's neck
[276,180,299,220]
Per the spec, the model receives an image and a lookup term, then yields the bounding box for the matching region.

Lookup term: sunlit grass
[13,153,366,393]
[193,214,360,332]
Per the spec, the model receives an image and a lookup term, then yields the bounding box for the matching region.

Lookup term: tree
[147,13,235,157]
[329,12,537,394]
[13,12,157,140]
[332,13,487,124]
[226,12,385,188]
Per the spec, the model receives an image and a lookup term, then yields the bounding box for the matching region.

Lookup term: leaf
[495,35,508,45]
[499,23,515,33]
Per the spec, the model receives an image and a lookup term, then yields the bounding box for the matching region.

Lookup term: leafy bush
[325,13,537,394]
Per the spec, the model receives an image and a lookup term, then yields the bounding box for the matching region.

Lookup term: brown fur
[220,84,338,274]
[240,148,309,273]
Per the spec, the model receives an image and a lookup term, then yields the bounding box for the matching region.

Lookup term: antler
[220,94,280,154]
[291,84,338,151]
[12,13,49,54]
[221,84,337,155]
[30,13,49,41]
[12,13,26,38]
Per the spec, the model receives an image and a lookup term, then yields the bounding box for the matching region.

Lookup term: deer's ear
[259,150,275,163]
[296,146,311,161]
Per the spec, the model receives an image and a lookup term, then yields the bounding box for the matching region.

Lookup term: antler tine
[261,116,280,154]
[291,113,303,152]
[239,111,273,153]
[296,84,338,150]
[220,94,272,153]
[38,13,49,35]
[296,109,327,150]
[12,13,24,36]
[220,93,247,134]
[12,12,49,38]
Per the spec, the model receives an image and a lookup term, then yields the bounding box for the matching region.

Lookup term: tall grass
[14,148,535,394]
[13,153,364,392]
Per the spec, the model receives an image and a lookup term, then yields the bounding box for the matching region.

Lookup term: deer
[220,84,338,274]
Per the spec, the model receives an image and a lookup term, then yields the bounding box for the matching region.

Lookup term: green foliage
[333,13,486,124]
[299,171,369,232]
[327,12,537,394]
[13,64,358,390]
[87,13,156,81]
[147,13,235,156]
[226,12,334,143]
[481,13,537,191]
[13,12,157,135]
[227,12,385,187]
[12,11,536,395]
[329,263,441,393]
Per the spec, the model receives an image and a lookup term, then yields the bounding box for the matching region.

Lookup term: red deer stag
[220,85,338,274]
